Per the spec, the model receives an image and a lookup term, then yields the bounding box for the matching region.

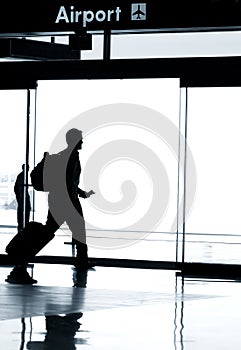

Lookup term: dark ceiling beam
[0,38,80,60]
[0,56,241,88]
[0,79,37,90]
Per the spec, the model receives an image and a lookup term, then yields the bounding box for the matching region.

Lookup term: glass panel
[0,89,36,253]
[111,32,241,59]
[185,87,241,264]
[0,90,27,229]
[35,79,181,261]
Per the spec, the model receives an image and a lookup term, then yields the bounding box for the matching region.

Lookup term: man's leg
[26,200,31,226]
[45,210,61,234]
[17,204,23,232]
[5,222,38,284]
[66,200,95,270]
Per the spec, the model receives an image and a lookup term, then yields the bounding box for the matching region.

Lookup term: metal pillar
[182,88,188,265]
[23,89,30,228]
[103,30,111,60]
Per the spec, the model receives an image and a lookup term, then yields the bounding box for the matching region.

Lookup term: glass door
[0,89,37,253]
[183,87,241,265]
[34,78,183,262]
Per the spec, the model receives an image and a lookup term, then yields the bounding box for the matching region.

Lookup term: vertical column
[176,87,188,265]
[182,87,188,265]
[103,30,111,60]
[176,88,182,262]
[23,89,30,229]
[31,88,38,221]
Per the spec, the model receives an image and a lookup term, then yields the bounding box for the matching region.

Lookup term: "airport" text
[55,6,122,28]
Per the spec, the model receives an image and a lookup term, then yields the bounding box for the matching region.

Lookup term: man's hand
[85,190,95,198]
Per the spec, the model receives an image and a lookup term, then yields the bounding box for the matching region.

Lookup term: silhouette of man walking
[45,128,95,270]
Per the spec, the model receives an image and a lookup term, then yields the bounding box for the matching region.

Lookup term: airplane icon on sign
[133,5,145,19]
[131,3,146,20]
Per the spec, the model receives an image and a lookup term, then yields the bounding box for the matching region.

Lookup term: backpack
[30,152,63,192]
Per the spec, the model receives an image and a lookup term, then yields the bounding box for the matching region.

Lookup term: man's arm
[77,188,95,198]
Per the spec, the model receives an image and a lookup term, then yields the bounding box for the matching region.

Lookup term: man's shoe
[5,275,37,284]
[5,267,37,285]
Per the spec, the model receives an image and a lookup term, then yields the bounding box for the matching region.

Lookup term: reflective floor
[0,264,241,349]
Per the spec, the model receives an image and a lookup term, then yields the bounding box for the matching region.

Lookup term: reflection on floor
[0,264,241,349]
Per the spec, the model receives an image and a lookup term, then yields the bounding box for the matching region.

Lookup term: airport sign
[0,0,241,36]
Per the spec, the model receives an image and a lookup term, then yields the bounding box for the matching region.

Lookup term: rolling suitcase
[5,221,55,265]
